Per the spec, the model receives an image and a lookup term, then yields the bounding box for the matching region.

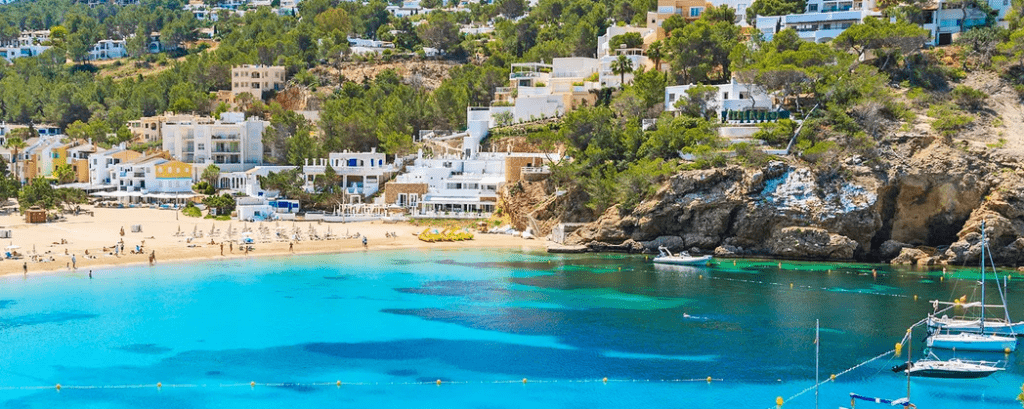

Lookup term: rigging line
[764,349,895,409]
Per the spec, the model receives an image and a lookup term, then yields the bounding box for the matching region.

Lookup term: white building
[756,0,882,43]
[597,26,656,88]
[216,165,297,197]
[347,37,396,55]
[0,30,52,62]
[923,0,1009,45]
[386,0,430,16]
[665,78,775,119]
[161,112,268,173]
[385,150,549,218]
[87,39,127,61]
[300,148,400,202]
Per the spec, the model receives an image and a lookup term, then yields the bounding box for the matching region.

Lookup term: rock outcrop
[551,138,1024,265]
[766,227,859,260]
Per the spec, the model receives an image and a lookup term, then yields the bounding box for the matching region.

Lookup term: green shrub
[928,103,974,138]
[733,142,771,167]
[801,141,838,164]
[182,202,202,218]
[950,85,987,110]
[753,119,797,147]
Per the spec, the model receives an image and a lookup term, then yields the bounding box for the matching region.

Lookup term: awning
[92,191,142,197]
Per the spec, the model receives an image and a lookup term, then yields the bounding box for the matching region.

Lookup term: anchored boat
[892,352,1004,379]
[925,221,1019,353]
[653,246,712,266]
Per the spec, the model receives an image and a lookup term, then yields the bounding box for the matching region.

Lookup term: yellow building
[647,0,714,37]
[154,160,192,179]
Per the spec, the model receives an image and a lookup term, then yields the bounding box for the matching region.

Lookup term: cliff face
[558,139,1023,265]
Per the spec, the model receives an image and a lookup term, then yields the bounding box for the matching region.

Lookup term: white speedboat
[893,353,1004,379]
[653,246,712,266]
[926,331,1017,352]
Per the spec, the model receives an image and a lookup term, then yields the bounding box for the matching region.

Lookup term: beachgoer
[362,236,368,248]
[230,242,233,252]
[22,262,26,275]
[151,250,156,264]
[289,242,293,252]
[220,243,224,256]
[71,254,76,269]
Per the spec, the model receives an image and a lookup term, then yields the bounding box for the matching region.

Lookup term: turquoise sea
[1,248,1022,408]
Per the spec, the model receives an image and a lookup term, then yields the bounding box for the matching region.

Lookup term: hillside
[499,69,1024,267]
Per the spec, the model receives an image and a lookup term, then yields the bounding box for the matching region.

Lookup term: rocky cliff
[548,138,1024,265]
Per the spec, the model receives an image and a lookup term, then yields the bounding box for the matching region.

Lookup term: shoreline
[0,205,547,278]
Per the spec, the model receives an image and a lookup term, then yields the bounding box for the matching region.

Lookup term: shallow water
[0,249,1022,408]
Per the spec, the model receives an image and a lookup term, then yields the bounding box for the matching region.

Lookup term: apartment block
[230,65,286,101]
[161,112,268,173]
[756,0,882,43]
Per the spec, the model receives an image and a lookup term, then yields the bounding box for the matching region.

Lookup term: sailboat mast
[980,221,986,334]
[905,326,911,402]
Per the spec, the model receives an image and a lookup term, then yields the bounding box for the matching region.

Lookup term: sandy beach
[0,206,548,277]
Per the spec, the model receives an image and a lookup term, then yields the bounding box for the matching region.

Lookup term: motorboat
[841,393,913,408]
[926,331,1017,352]
[653,246,712,266]
[892,353,1004,379]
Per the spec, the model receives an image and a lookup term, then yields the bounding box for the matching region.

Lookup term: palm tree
[647,40,664,72]
[4,136,26,185]
[610,54,634,88]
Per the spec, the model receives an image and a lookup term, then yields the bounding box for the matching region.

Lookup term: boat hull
[926,334,1018,352]
[907,368,1001,379]
[652,255,713,266]
[928,319,1024,336]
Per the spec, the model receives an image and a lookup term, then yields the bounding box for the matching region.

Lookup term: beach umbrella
[6,244,20,250]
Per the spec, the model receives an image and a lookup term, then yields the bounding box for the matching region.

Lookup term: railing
[521,166,550,174]
[410,211,492,219]
[510,72,546,79]
[495,87,513,94]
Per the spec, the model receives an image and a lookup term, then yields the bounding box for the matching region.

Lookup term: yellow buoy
[830,374,836,381]
[157,382,162,388]
[522,378,528,384]
[733,260,736,266]
[706,376,712,383]
[250,381,256,387]
[790,283,793,289]
[940,276,944,282]
[436,379,442,386]
[776,396,784,406]
[602,377,608,383]
[778,262,782,268]
[914,295,918,301]
[699,275,703,279]
[336,380,341,387]
[895,343,903,357]
[55,384,61,391]
[1006,347,1012,354]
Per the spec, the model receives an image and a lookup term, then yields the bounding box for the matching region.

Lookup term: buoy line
[0,377,727,392]
[764,349,895,409]
[711,276,912,298]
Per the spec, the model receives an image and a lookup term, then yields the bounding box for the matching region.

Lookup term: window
[808,3,818,11]
[723,92,729,100]
[198,143,205,150]
[689,6,703,16]
[668,93,675,103]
